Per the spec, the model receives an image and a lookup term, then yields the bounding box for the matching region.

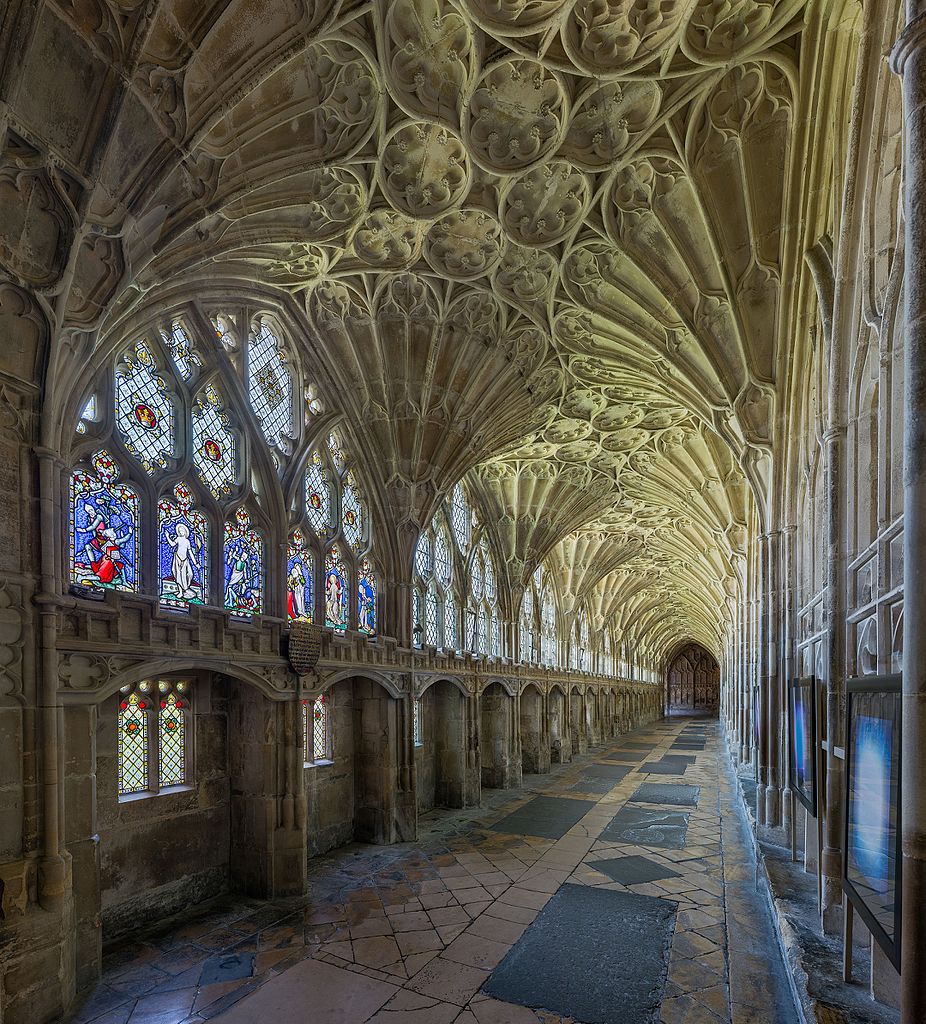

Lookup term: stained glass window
[541,591,555,666]
[520,623,529,663]
[223,508,263,614]
[70,451,139,593]
[287,529,313,622]
[248,319,294,453]
[157,483,208,608]
[118,691,148,795]
[435,529,451,582]
[162,321,201,380]
[305,451,331,536]
[451,485,471,551]
[478,608,488,655]
[115,342,176,475]
[76,395,97,434]
[415,534,431,577]
[358,558,376,636]
[425,586,439,645]
[445,592,457,649]
[342,473,365,550]
[313,695,330,761]
[212,313,238,351]
[485,548,496,603]
[325,546,348,631]
[158,691,186,786]
[327,432,346,472]
[193,385,238,497]
[491,610,500,657]
[413,699,423,746]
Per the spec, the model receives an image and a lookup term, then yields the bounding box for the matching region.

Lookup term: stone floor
[71,719,798,1024]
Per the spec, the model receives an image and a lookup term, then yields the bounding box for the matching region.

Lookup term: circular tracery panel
[501,161,589,248]
[424,208,503,279]
[352,209,423,267]
[379,122,471,220]
[562,81,662,169]
[464,58,568,174]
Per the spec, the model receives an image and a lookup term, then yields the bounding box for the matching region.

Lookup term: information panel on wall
[788,676,818,817]
[842,673,902,970]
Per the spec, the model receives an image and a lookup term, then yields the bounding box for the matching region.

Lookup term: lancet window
[118,679,191,797]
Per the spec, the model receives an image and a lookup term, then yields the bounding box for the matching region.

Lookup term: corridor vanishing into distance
[73,720,795,1024]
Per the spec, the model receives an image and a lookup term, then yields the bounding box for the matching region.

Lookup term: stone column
[892,14,926,1021]
[764,530,782,828]
[780,526,796,834]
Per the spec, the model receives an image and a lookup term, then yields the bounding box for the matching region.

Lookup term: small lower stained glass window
[313,695,330,761]
[158,692,185,787]
[118,692,148,795]
[413,698,423,747]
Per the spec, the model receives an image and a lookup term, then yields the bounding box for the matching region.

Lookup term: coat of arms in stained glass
[193,385,238,497]
[325,546,348,631]
[223,508,263,614]
[342,473,365,550]
[305,451,331,535]
[157,483,208,608]
[287,529,313,622]
[358,559,376,635]
[118,691,148,794]
[115,342,176,474]
[70,451,139,593]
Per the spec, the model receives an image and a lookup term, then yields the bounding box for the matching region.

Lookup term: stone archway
[519,684,546,774]
[480,683,517,789]
[416,679,467,812]
[665,643,720,715]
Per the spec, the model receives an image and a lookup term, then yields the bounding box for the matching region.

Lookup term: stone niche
[520,683,548,774]
[480,682,518,790]
[416,679,467,813]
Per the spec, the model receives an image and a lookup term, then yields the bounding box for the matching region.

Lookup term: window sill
[305,759,334,769]
[118,783,194,804]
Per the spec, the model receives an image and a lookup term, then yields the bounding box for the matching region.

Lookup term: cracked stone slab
[483,883,676,1024]
[600,805,691,850]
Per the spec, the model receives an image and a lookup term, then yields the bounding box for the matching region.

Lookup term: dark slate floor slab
[672,741,706,749]
[637,762,688,776]
[583,763,633,781]
[589,855,682,885]
[199,952,255,986]
[629,783,701,807]
[483,883,676,1024]
[600,805,690,849]
[490,795,596,840]
[570,778,616,794]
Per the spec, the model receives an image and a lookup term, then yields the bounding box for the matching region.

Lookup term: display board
[842,673,902,970]
[788,676,818,816]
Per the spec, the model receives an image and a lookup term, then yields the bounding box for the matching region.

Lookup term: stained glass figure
[248,319,294,453]
[425,586,438,646]
[342,473,365,550]
[157,483,208,608]
[223,508,263,614]
[158,691,185,786]
[212,313,238,351]
[287,529,313,622]
[358,558,376,635]
[193,385,238,497]
[415,534,431,577]
[305,451,331,536]
[413,698,423,746]
[118,691,148,794]
[327,431,345,472]
[161,321,201,380]
[115,342,176,474]
[435,529,451,583]
[451,484,471,551]
[313,695,330,760]
[76,395,97,434]
[70,451,139,593]
[325,546,348,631]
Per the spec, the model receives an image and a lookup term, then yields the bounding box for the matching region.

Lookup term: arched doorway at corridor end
[665,642,720,716]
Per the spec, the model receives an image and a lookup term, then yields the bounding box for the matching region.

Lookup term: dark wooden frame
[788,676,818,816]
[841,673,902,971]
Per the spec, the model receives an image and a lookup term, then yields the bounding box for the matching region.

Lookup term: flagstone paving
[71,720,797,1024]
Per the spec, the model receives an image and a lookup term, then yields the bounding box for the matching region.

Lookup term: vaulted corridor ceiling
[1,0,822,658]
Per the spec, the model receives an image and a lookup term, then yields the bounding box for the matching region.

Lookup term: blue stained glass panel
[70,451,138,593]
[157,483,208,609]
[358,558,376,636]
[223,509,263,615]
[115,342,176,474]
[287,529,313,622]
[325,547,348,631]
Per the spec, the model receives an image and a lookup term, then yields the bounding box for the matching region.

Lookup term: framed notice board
[788,676,818,817]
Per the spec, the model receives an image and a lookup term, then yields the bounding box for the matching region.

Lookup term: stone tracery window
[540,582,557,667]
[118,679,191,797]
[303,694,332,764]
[70,308,380,634]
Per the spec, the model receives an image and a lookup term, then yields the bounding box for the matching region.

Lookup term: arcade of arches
[1,2,926,1023]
